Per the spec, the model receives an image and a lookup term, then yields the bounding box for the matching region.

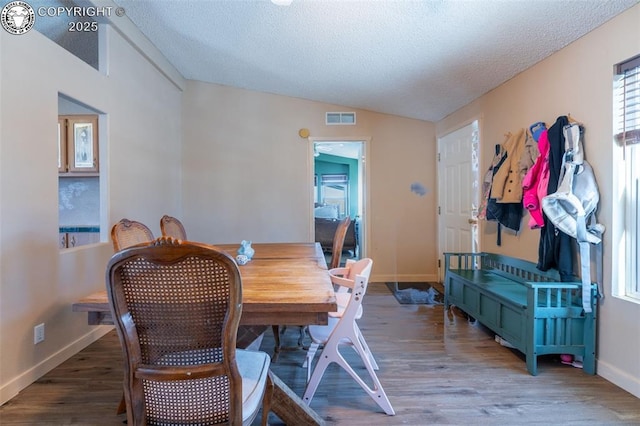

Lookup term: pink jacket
[522,129,550,229]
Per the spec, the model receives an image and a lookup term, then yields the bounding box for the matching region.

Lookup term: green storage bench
[444,252,597,376]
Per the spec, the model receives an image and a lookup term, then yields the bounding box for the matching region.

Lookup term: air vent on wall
[326,112,356,125]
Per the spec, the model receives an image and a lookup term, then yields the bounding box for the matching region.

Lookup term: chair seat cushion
[236,349,270,425]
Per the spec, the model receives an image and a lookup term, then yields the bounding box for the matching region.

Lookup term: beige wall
[182,81,437,282]
[436,5,640,397]
[0,26,183,403]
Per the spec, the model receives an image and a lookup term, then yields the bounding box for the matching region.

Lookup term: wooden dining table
[73,242,337,327]
[72,241,336,425]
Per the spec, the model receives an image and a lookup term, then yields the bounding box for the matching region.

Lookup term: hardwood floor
[1,283,639,425]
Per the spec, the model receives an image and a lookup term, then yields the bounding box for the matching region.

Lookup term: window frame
[613,54,640,302]
[319,174,349,218]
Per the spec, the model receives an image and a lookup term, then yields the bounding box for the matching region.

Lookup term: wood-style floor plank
[1,283,639,425]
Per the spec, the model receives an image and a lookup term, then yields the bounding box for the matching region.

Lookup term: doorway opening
[309,138,368,267]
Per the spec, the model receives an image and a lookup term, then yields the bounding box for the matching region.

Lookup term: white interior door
[438,121,480,278]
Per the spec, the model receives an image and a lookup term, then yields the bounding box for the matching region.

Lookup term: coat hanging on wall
[481,130,527,244]
[537,116,574,281]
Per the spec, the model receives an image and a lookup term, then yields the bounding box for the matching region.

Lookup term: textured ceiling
[113,0,638,122]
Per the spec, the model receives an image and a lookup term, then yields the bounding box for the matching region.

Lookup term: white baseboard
[371,273,439,283]
[0,326,113,405]
[596,359,640,399]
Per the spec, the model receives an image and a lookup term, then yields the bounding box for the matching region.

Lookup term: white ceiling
[113,0,638,122]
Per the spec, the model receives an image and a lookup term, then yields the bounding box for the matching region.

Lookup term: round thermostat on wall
[298,128,310,138]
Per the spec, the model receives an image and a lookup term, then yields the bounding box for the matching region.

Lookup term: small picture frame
[74,122,94,168]
[63,115,98,173]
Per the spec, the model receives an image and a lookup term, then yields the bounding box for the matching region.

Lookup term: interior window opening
[58,94,104,249]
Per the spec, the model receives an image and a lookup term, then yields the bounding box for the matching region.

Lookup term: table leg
[269,371,325,426]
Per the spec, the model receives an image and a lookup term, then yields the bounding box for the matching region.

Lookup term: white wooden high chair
[302,258,395,416]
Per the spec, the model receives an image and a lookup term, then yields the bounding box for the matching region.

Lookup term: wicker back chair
[160,214,187,240]
[110,218,154,252]
[329,216,352,269]
[106,237,272,425]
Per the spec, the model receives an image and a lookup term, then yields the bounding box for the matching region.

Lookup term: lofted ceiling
[112,0,638,122]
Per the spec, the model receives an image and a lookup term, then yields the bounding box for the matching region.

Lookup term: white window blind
[614,54,640,147]
[321,174,348,184]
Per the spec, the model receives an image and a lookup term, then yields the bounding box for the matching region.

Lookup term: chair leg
[116,393,126,415]
[304,341,321,381]
[271,325,281,362]
[274,325,310,362]
[302,329,395,415]
[348,334,394,415]
[302,344,332,406]
[355,324,379,370]
[261,371,275,426]
[297,325,309,348]
[339,338,394,415]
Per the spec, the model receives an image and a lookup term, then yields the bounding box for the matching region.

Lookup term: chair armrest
[329,267,352,290]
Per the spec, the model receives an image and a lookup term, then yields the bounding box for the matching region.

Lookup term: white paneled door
[438,121,480,279]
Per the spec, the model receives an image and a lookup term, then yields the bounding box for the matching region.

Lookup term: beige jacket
[518,130,540,180]
[490,128,527,203]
